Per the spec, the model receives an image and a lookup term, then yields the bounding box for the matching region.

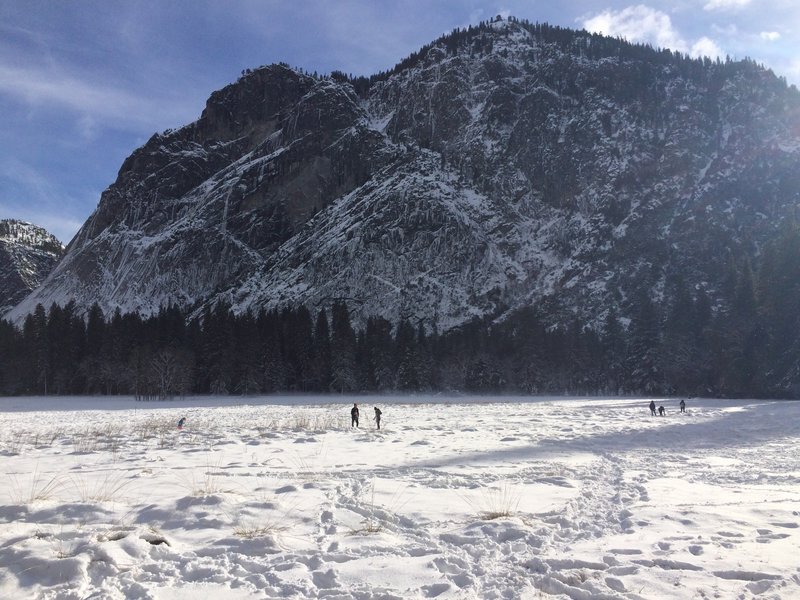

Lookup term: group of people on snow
[649,398,686,416]
[351,403,381,429]
[179,398,687,434]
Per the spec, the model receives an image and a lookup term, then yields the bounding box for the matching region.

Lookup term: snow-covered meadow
[1,395,799,599]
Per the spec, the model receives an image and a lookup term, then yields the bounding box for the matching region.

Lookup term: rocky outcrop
[8,18,800,330]
[0,220,63,316]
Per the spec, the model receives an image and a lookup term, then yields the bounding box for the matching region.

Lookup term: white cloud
[582,6,681,49]
[690,37,724,59]
[581,5,723,59]
[0,62,198,133]
[704,0,751,11]
[760,31,781,41]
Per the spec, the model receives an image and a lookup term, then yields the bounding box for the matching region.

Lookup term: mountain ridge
[7,17,800,333]
[0,219,64,316]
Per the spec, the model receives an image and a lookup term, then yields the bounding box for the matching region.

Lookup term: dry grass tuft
[461,481,521,521]
[8,468,64,504]
[71,472,131,503]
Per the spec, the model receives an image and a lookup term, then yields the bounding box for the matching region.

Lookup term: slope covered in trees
[2,224,797,399]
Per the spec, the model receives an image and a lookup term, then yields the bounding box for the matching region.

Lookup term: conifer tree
[233,311,261,394]
[0,319,21,393]
[725,259,764,396]
[282,306,314,391]
[22,304,49,394]
[394,319,418,391]
[330,302,358,392]
[312,308,333,391]
[626,288,662,393]
[86,303,105,356]
[259,309,287,392]
[201,302,236,394]
[758,226,800,394]
[661,276,700,393]
[364,316,394,391]
[602,307,625,393]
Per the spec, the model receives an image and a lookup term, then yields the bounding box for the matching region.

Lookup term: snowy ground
[1,395,799,599]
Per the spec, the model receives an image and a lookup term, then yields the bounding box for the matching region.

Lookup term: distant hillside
[0,220,63,316]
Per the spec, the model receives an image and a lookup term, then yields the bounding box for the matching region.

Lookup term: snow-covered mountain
[8,18,800,330]
[0,220,64,316]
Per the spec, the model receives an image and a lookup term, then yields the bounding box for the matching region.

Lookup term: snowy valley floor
[0,395,799,599]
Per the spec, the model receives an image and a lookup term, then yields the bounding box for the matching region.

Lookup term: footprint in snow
[421,583,451,597]
[756,532,790,543]
[633,558,703,571]
[713,570,781,581]
[609,548,642,555]
[537,476,573,487]
[715,530,745,539]
[605,577,627,592]
[311,568,339,589]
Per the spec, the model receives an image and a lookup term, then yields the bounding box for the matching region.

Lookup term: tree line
[0,226,797,399]
[315,16,792,99]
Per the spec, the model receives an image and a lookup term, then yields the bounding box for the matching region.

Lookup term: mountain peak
[6,21,800,335]
[0,219,64,315]
[0,219,62,252]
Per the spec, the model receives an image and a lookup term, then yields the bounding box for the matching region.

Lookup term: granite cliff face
[0,220,63,315]
[8,18,800,330]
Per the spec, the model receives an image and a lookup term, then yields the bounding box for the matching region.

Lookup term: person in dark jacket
[658,405,665,416]
[177,416,186,429]
[649,400,657,416]
[351,403,359,428]
[374,406,382,430]
[679,399,686,413]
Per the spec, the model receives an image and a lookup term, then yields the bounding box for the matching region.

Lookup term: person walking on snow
[649,400,657,416]
[374,406,382,430]
[679,399,686,413]
[351,403,359,428]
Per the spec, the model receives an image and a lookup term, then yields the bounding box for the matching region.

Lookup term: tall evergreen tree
[660,276,701,394]
[330,302,358,392]
[282,306,314,391]
[0,319,22,393]
[724,259,763,396]
[601,307,626,394]
[258,309,287,393]
[85,303,106,355]
[233,311,261,394]
[758,226,800,395]
[364,316,394,391]
[200,302,237,394]
[626,289,662,393]
[394,319,418,391]
[22,304,49,394]
[312,308,332,391]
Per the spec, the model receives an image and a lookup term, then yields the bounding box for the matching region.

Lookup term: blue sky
[1,0,798,244]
